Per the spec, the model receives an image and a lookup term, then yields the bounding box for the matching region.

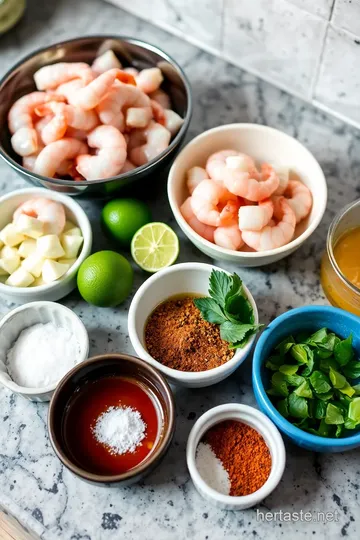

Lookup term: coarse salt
[196,442,230,495]
[6,322,80,388]
[93,406,147,455]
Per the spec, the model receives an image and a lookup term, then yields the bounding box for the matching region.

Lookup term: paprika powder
[203,420,272,496]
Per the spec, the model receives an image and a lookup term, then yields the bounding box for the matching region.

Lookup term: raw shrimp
[76,125,127,180]
[164,109,184,136]
[13,198,66,235]
[72,69,136,110]
[224,159,280,202]
[149,88,171,110]
[97,83,152,130]
[135,68,163,94]
[214,224,244,251]
[186,166,209,194]
[206,150,241,185]
[239,199,274,231]
[11,128,38,157]
[129,121,171,166]
[190,179,237,227]
[8,91,64,134]
[180,197,215,243]
[33,138,88,178]
[91,50,122,75]
[33,62,93,90]
[35,102,99,144]
[284,180,312,223]
[242,197,296,251]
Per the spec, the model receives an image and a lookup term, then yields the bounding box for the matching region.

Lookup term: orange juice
[321,218,360,316]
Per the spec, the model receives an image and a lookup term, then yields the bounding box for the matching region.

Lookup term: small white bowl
[186,404,286,509]
[0,301,89,401]
[0,187,92,303]
[128,262,258,388]
[168,123,327,267]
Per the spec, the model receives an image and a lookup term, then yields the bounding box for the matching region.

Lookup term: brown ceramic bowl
[48,353,175,485]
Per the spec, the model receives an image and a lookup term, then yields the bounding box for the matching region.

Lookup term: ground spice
[203,420,272,496]
[144,295,234,372]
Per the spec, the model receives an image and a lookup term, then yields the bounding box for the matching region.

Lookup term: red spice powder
[203,420,272,496]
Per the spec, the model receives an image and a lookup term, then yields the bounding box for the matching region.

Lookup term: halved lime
[131,222,179,272]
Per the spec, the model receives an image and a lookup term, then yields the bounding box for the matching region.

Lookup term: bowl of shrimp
[0,187,92,303]
[0,36,192,197]
[168,123,327,267]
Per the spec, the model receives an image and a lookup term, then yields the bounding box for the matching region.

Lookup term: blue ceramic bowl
[252,306,360,452]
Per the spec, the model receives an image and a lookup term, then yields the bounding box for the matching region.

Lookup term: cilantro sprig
[266,328,360,438]
[194,270,263,349]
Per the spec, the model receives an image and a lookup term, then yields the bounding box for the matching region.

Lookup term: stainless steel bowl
[0,35,192,197]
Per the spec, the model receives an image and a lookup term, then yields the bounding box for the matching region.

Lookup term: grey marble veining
[0,0,360,539]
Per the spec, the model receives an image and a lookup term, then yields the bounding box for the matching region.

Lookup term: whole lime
[77,251,133,307]
[102,198,151,247]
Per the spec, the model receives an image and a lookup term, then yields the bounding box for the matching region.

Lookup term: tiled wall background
[107,0,360,128]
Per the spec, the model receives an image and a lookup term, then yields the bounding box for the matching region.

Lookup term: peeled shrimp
[284,180,312,223]
[11,128,38,157]
[150,100,166,125]
[129,121,171,166]
[242,197,296,251]
[34,138,88,178]
[214,224,244,251]
[8,91,64,134]
[35,102,99,144]
[76,125,127,180]
[187,166,209,194]
[72,69,136,110]
[33,62,93,90]
[164,109,184,136]
[224,158,280,202]
[97,82,151,130]
[206,150,242,185]
[190,179,237,227]
[149,88,171,110]
[55,79,87,106]
[13,198,66,235]
[273,166,289,195]
[91,50,122,75]
[180,197,215,243]
[239,199,274,231]
[121,159,136,173]
[135,68,163,94]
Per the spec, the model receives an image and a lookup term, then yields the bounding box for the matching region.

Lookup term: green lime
[77,251,133,307]
[131,222,179,273]
[102,198,151,247]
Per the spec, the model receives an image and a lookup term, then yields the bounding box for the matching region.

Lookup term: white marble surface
[0,0,360,539]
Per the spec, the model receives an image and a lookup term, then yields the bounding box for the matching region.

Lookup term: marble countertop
[0,0,359,538]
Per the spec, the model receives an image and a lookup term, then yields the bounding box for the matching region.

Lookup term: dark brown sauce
[62,376,159,475]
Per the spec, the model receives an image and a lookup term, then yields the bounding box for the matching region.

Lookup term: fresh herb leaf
[342,360,360,379]
[352,383,360,395]
[284,374,305,387]
[271,372,289,397]
[338,381,355,398]
[288,392,309,419]
[225,294,254,324]
[314,390,334,401]
[220,321,258,344]
[335,424,344,438]
[334,334,354,366]
[265,355,284,371]
[348,397,360,424]
[319,357,339,373]
[344,417,358,429]
[301,346,314,376]
[193,297,227,324]
[267,387,283,397]
[294,379,313,398]
[309,371,332,394]
[315,400,327,419]
[291,344,309,364]
[276,336,296,356]
[279,364,299,375]
[208,269,232,306]
[318,418,331,437]
[329,367,347,389]
[325,403,344,425]
[305,327,328,344]
[277,398,289,418]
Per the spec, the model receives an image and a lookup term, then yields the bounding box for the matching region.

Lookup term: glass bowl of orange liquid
[321,199,360,315]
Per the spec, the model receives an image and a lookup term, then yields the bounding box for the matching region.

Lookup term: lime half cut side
[131,222,179,272]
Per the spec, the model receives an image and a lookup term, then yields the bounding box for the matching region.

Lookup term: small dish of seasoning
[128,263,260,387]
[0,301,89,401]
[48,353,175,485]
[186,404,285,509]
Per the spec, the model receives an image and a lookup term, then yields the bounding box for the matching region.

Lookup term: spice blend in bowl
[196,420,272,496]
[145,295,234,372]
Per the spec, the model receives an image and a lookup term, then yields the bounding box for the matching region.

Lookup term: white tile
[314,24,360,125]
[332,0,360,36]
[223,0,327,98]
[287,0,334,19]
[106,0,224,51]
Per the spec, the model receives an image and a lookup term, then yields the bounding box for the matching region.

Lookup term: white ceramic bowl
[168,123,327,267]
[128,262,258,388]
[186,404,286,509]
[0,301,89,401]
[0,187,92,303]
